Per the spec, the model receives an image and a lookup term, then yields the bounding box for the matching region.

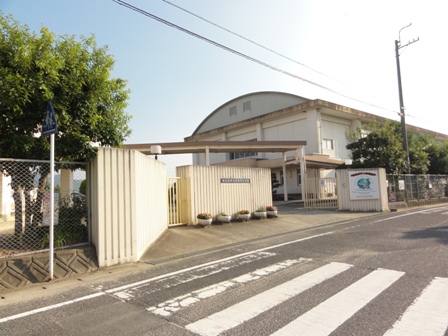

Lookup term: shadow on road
[402,225,448,245]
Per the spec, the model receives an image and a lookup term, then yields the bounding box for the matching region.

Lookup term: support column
[60,169,73,200]
[283,152,288,201]
[299,146,307,201]
[205,146,210,166]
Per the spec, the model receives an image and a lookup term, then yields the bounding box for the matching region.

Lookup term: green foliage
[79,179,87,196]
[346,121,406,174]
[426,140,448,174]
[271,172,281,194]
[40,200,88,249]
[407,132,430,174]
[197,213,212,220]
[344,120,443,174]
[0,14,132,162]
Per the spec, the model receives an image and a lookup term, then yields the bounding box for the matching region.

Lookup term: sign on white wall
[348,170,380,200]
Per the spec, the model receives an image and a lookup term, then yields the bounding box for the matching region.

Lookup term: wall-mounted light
[151,145,162,160]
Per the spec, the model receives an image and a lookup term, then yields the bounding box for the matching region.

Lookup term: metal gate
[303,177,338,209]
[167,177,190,226]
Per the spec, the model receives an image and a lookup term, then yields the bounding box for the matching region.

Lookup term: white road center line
[0,292,105,323]
[0,231,333,324]
[374,207,448,223]
[384,277,448,336]
[185,262,352,336]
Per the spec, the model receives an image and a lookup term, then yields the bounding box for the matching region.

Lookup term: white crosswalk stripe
[384,277,448,336]
[271,268,404,336]
[147,259,448,336]
[185,262,352,336]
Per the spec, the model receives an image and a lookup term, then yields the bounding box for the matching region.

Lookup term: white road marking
[0,292,105,323]
[0,231,333,324]
[271,268,404,336]
[114,251,276,300]
[185,262,352,336]
[384,277,448,336]
[148,258,310,316]
[374,209,440,223]
[106,231,333,294]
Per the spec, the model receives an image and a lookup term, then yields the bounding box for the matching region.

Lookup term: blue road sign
[42,102,57,136]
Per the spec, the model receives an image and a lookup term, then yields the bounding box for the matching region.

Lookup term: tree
[0,14,132,235]
[407,132,430,174]
[344,120,434,175]
[346,121,407,175]
[425,140,448,174]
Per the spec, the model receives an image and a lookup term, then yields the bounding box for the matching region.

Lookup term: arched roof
[192,91,310,135]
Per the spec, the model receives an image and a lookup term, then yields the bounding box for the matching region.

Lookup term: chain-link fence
[0,159,89,258]
[386,174,448,203]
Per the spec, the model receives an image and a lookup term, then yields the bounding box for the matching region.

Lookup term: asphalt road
[1,205,447,335]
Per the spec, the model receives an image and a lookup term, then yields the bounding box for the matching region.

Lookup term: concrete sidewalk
[140,202,382,264]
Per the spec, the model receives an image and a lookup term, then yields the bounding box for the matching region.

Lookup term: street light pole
[395,23,419,174]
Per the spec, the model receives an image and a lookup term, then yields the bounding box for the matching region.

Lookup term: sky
[2,1,447,175]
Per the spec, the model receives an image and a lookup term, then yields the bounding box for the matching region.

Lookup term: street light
[395,23,419,174]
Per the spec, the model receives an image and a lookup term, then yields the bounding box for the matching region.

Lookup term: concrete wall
[90,148,167,267]
[337,168,389,212]
[177,165,272,223]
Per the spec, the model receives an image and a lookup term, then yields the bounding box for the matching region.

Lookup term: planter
[217,215,231,223]
[198,218,212,226]
[237,213,251,222]
[267,210,278,217]
[253,211,267,219]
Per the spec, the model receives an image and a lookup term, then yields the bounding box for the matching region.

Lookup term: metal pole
[49,133,55,280]
[395,24,419,174]
[395,39,411,174]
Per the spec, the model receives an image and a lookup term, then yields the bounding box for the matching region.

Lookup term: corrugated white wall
[177,165,272,222]
[90,148,167,267]
[337,168,389,212]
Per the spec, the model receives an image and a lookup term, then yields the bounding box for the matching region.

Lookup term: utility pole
[395,23,419,174]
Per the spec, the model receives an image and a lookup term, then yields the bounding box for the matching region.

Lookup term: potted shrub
[254,206,267,219]
[197,213,212,226]
[237,209,251,221]
[266,205,278,217]
[217,212,231,223]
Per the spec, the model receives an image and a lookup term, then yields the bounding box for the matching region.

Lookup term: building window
[229,106,237,116]
[230,138,257,160]
[243,101,251,113]
[323,138,334,150]
[297,171,301,186]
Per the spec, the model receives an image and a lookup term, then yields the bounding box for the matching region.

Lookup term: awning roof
[123,141,306,155]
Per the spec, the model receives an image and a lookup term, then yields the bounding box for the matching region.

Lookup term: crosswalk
[147,260,448,336]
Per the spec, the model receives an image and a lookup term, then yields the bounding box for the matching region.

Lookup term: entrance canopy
[123,141,306,155]
[123,141,307,202]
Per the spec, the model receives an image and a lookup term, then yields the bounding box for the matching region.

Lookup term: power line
[162,0,330,79]
[113,0,400,116]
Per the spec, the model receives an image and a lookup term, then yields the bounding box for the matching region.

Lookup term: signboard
[348,170,380,200]
[220,178,250,183]
[42,102,57,136]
